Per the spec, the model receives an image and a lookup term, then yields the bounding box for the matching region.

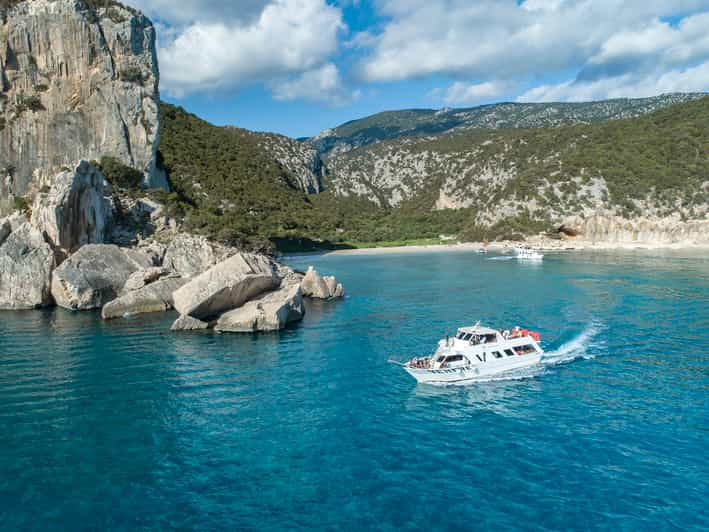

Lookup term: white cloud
[271,64,361,105]
[359,0,709,102]
[154,0,346,100]
[518,60,709,102]
[438,81,514,105]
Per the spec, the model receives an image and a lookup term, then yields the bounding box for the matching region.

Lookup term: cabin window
[456,332,464,339]
[492,351,503,359]
[504,349,515,357]
[463,333,473,341]
[446,355,464,362]
[515,345,536,355]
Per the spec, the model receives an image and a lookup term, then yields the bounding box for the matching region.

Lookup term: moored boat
[394,322,543,384]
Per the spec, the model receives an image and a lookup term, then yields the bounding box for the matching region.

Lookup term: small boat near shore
[392,322,543,384]
[514,246,544,260]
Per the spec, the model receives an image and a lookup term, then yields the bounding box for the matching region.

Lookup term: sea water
[0,249,707,530]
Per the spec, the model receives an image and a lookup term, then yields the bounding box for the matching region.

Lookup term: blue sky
[132,0,709,138]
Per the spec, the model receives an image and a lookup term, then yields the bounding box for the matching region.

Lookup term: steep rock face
[0,222,55,309]
[51,243,153,309]
[560,213,709,244]
[258,133,324,193]
[172,253,278,320]
[30,160,111,254]
[0,0,164,202]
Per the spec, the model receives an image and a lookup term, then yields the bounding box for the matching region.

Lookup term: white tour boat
[395,323,543,384]
[514,246,544,260]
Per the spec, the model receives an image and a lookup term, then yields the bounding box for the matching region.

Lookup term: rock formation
[0,0,165,206]
[215,278,305,333]
[301,266,344,299]
[560,212,709,244]
[30,161,111,255]
[51,243,153,310]
[162,234,236,278]
[0,222,55,309]
[101,276,185,319]
[172,253,278,320]
[171,314,209,331]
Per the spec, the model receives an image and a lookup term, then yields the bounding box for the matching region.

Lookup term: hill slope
[327,96,709,232]
[313,93,705,158]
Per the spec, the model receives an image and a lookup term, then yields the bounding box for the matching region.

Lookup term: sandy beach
[321,239,709,256]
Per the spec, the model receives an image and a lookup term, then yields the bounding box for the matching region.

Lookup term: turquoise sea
[0,249,707,530]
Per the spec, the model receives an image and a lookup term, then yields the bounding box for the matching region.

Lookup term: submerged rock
[301,266,344,299]
[102,277,186,319]
[172,253,278,320]
[215,279,305,333]
[171,315,210,331]
[51,244,154,310]
[0,223,55,309]
[30,161,112,255]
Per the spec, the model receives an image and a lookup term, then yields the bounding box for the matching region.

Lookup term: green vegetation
[157,97,709,252]
[97,156,143,189]
[313,93,705,155]
[15,93,44,114]
[13,196,28,214]
[119,67,143,84]
[0,117,5,131]
[34,83,49,92]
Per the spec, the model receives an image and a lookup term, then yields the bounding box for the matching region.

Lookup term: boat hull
[404,353,542,384]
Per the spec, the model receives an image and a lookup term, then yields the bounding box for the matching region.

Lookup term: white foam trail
[542,322,602,365]
[486,256,515,261]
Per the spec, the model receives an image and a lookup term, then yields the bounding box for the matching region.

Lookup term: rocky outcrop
[30,161,111,255]
[172,253,278,320]
[215,279,304,333]
[0,0,165,200]
[170,314,209,331]
[101,276,185,319]
[51,244,153,310]
[122,267,171,292]
[560,213,709,244]
[301,266,344,299]
[0,218,10,246]
[162,234,236,278]
[0,223,55,309]
[258,133,324,193]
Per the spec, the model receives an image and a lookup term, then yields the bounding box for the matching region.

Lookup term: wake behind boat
[515,246,544,260]
[393,322,543,384]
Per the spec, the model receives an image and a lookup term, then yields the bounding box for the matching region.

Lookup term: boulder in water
[301,266,344,299]
[162,234,236,278]
[215,279,305,333]
[51,244,154,310]
[0,223,55,309]
[171,315,210,331]
[172,253,278,320]
[102,277,186,319]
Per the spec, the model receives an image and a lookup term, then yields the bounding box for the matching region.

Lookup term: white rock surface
[215,279,305,333]
[172,253,278,320]
[0,223,55,309]
[51,244,153,310]
[0,0,165,196]
[301,266,344,299]
[171,315,209,331]
[101,277,186,319]
[123,267,171,292]
[30,161,111,254]
[163,234,236,278]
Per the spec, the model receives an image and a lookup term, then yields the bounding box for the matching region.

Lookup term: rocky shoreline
[0,162,344,332]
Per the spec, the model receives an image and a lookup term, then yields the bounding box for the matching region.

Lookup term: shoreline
[310,239,709,257]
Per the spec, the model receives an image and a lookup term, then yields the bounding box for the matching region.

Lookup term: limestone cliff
[0,0,164,207]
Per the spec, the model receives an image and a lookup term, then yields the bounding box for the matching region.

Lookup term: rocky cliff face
[257,132,324,194]
[0,0,164,207]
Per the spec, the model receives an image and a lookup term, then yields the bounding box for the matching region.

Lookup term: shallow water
[1,249,707,530]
